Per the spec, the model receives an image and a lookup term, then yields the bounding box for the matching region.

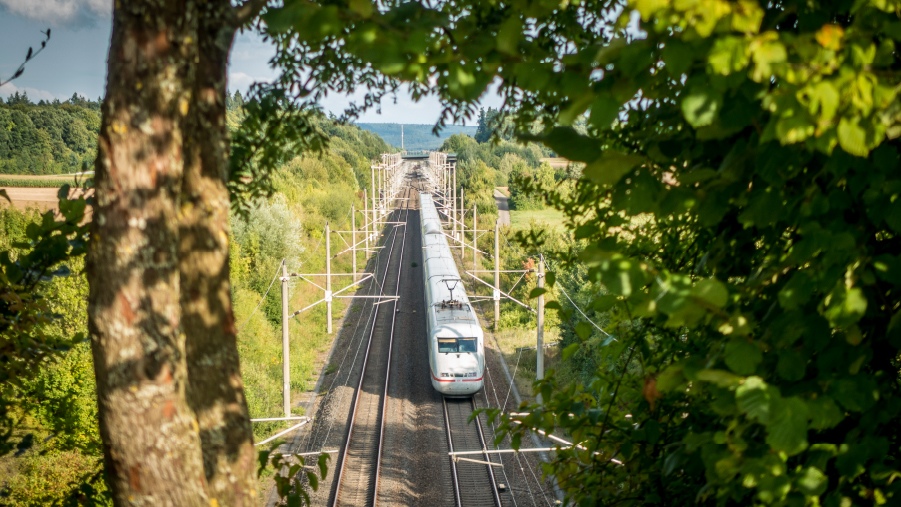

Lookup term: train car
[419,192,485,396]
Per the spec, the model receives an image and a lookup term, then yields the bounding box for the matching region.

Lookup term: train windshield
[438,338,477,353]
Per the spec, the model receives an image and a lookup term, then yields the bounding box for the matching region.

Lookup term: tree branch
[0,29,51,88]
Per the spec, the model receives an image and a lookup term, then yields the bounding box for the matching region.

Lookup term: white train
[419,192,485,396]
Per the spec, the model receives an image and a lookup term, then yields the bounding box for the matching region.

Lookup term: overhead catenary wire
[236,260,283,335]
[499,227,612,339]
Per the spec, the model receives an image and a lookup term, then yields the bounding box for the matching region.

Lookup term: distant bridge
[400,150,456,162]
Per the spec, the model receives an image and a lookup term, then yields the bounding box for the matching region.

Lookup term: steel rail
[443,397,463,507]
[443,396,503,507]
[470,397,503,507]
[333,200,406,506]
[373,183,415,505]
[333,176,415,506]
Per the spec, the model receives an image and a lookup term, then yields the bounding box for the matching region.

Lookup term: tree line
[0,93,101,175]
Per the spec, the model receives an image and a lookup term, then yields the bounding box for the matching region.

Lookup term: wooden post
[494,219,500,332]
[352,205,357,281]
[537,254,545,405]
[281,260,290,417]
[326,223,332,334]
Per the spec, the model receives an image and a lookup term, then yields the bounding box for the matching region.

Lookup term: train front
[429,304,485,396]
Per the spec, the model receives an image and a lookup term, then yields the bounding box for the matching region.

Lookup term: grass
[234,229,364,443]
[490,327,562,401]
[509,208,567,231]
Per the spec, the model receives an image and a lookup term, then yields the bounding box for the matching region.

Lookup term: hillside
[356,123,476,151]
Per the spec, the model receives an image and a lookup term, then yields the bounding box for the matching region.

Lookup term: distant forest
[0,92,102,175]
[356,123,477,151]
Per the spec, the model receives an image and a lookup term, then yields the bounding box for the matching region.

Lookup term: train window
[458,338,477,353]
[437,337,477,353]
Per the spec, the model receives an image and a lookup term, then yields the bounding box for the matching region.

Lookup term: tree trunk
[181,1,258,504]
[87,1,208,505]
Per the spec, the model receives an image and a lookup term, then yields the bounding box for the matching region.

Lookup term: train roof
[419,192,482,335]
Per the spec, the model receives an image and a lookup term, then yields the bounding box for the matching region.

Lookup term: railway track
[332,182,416,506]
[443,396,503,507]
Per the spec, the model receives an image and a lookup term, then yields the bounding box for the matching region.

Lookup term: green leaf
[823,285,868,327]
[776,349,805,381]
[830,376,877,412]
[591,294,619,312]
[795,466,828,496]
[589,94,621,130]
[545,272,556,287]
[736,376,775,424]
[495,16,521,55]
[837,117,869,157]
[691,278,728,308]
[765,396,809,455]
[656,364,686,392]
[536,127,601,163]
[574,322,592,340]
[884,200,901,234]
[778,271,814,310]
[808,396,845,430]
[529,287,547,298]
[707,36,749,75]
[681,86,722,127]
[809,81,839,121]
[583,151,646,186]
[545,301,563,311]
[562,343,580,360]
[695,369,742,387]
[724,338,762,375]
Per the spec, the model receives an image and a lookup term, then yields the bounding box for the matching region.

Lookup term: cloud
[0,0,110,27]
[227,71,271,93]
[0,81,59,102]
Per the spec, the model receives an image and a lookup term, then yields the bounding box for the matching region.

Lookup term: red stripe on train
[431,371,482,382]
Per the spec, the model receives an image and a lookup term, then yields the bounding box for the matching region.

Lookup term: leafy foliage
[0,183,90,457]
[0,96,101,175]
[263,0,901,504]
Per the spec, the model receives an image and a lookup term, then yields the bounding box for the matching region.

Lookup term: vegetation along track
[332,181,417,506]
[443,396,503,507]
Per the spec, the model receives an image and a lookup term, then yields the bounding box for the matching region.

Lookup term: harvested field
[1,187,93,217]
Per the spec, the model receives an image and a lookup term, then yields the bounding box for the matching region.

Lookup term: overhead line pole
[460,187,465,243]
[281,259,290,418]
[473,204,477,271]
[494,219,500,332]
[537,254,545,405]
[371,165,377,245]
[452,166,457,241]
[352,205,357,282]
[326,222,332,334]
[364,189,369,257]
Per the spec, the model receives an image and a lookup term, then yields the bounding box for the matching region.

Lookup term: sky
[0,0,499,125]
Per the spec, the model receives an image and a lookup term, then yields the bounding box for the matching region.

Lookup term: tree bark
[181,1,258,504]
[87,1,208,505]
